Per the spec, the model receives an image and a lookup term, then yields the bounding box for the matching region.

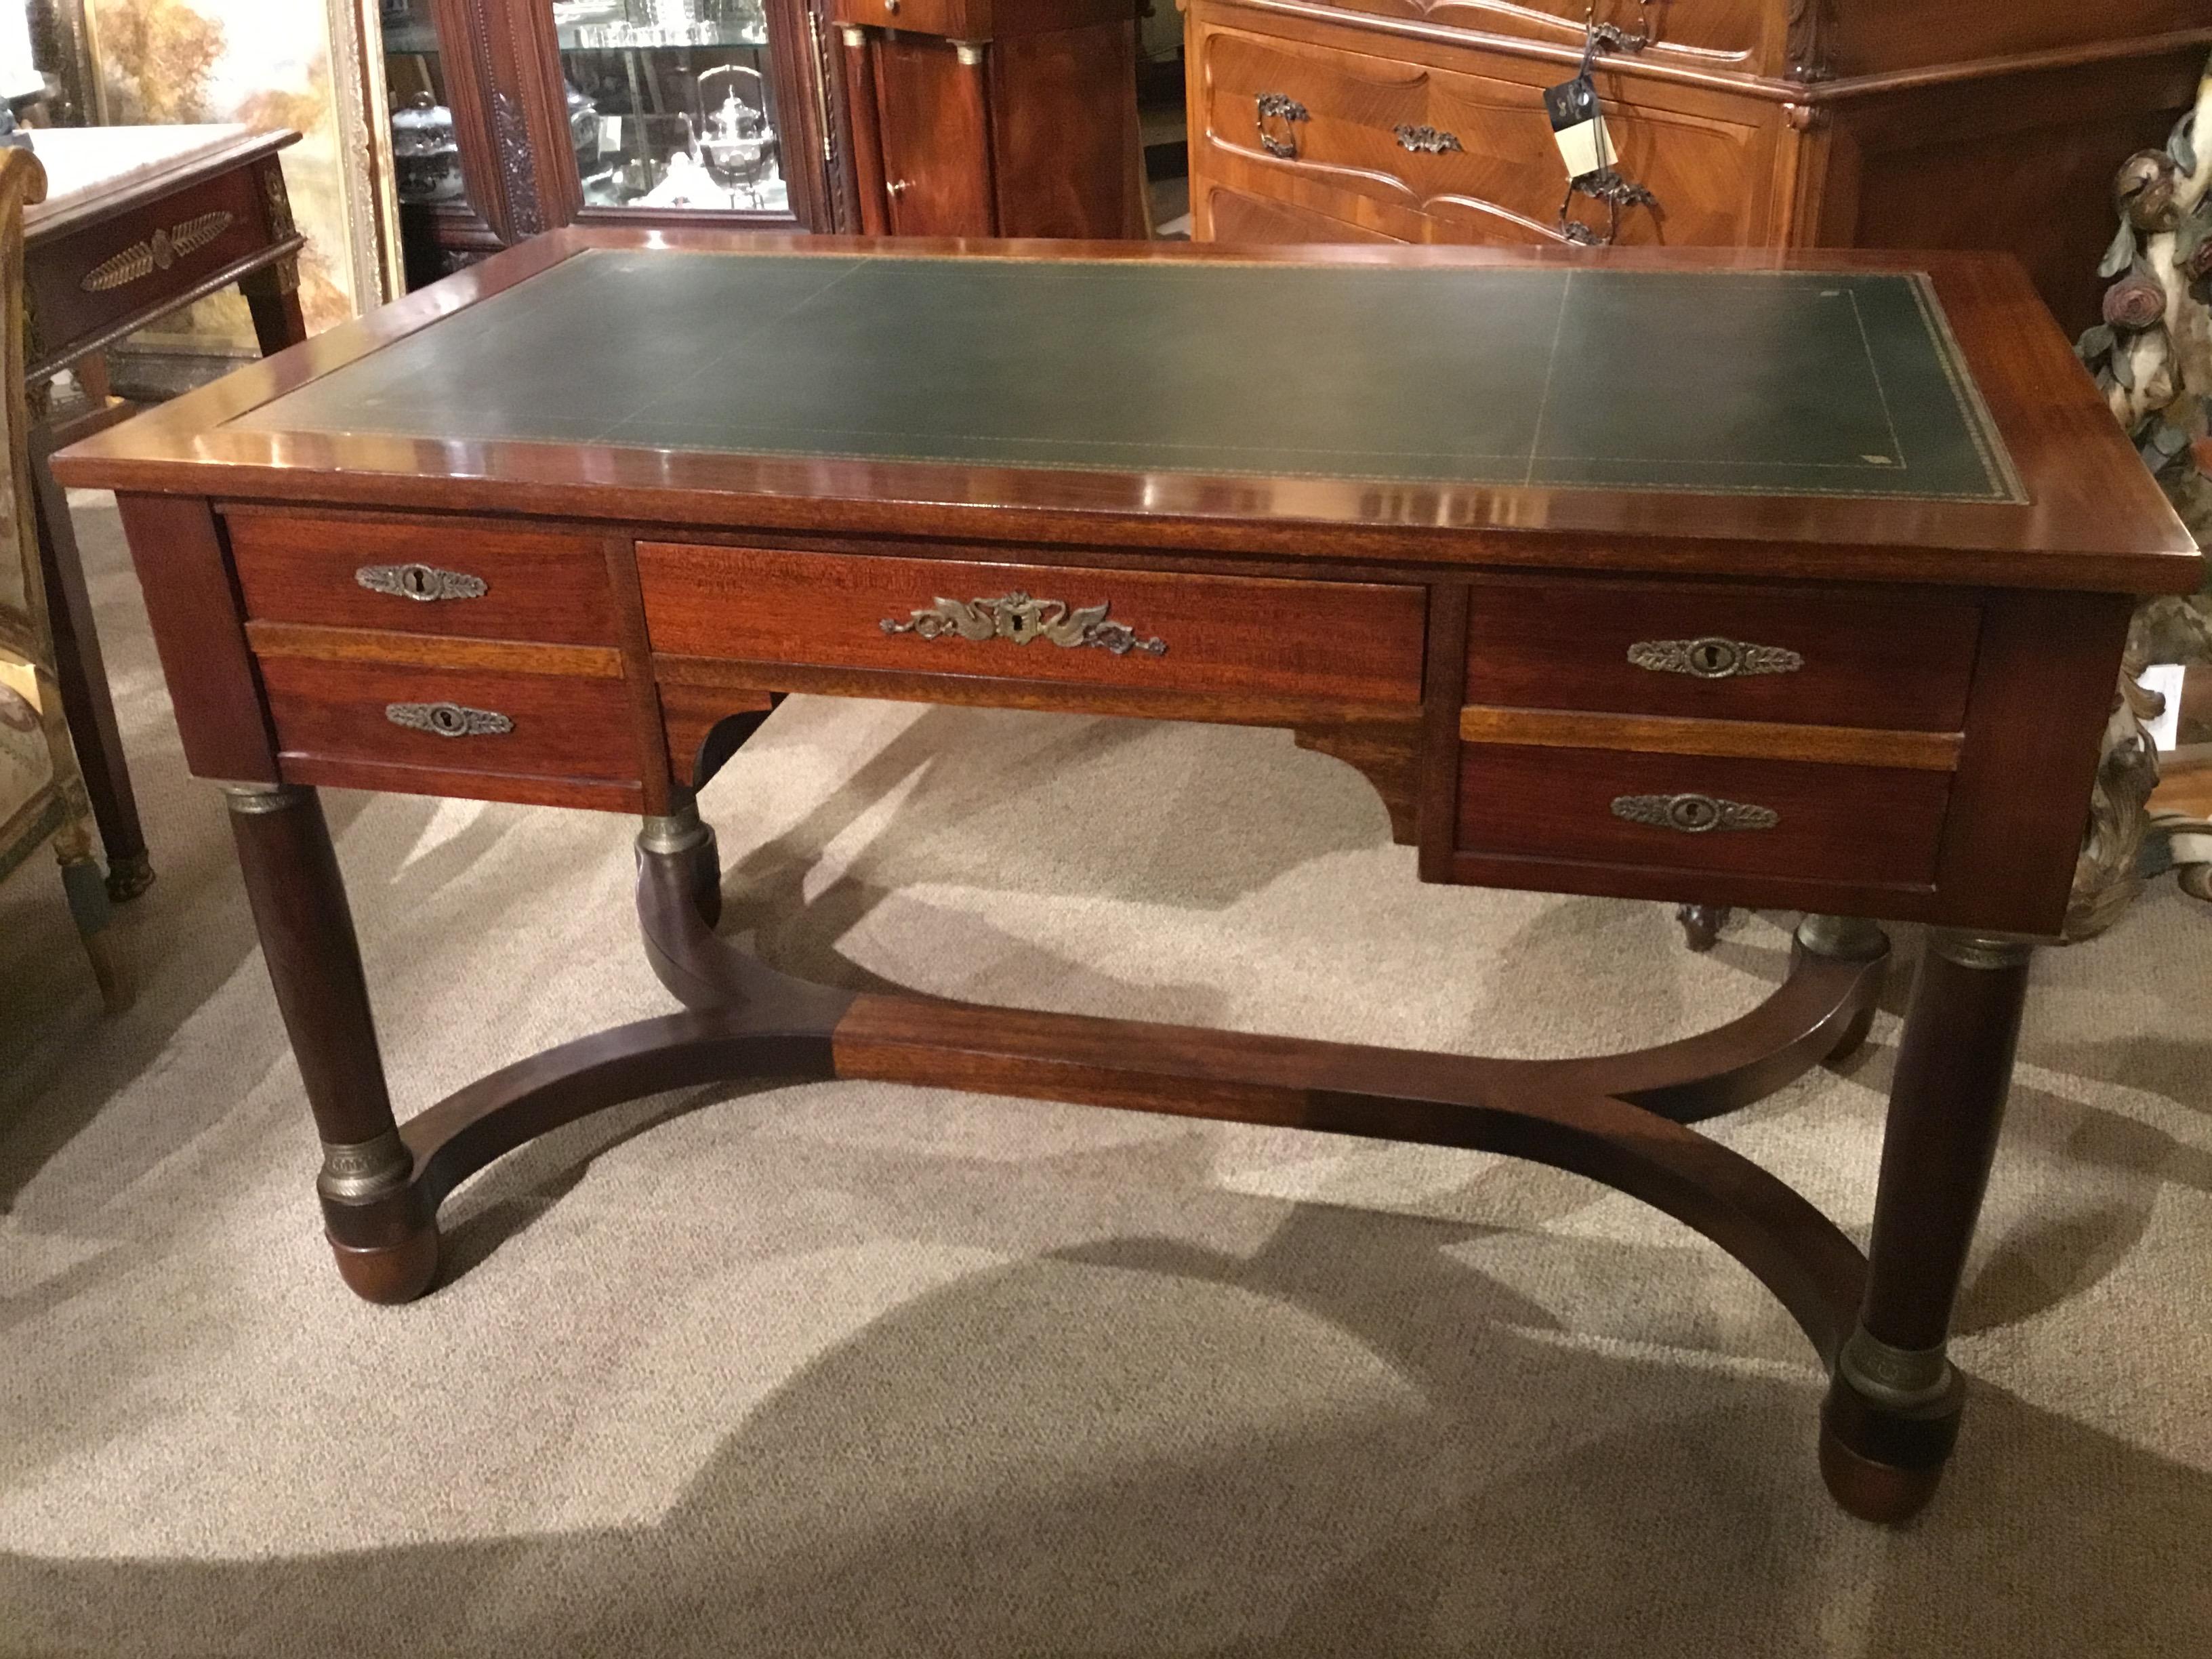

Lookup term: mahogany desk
[54,230,2199,1525]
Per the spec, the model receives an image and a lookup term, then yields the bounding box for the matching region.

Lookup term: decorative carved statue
[2068,59,2212,934]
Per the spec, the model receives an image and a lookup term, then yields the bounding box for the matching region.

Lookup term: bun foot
[328,1224,441,1305]
[1818,1369,1961,1525]
[1818,1419,1944,1524]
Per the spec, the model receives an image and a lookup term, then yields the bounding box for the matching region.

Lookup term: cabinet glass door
[550,1,791,215]
[383,0,471,214]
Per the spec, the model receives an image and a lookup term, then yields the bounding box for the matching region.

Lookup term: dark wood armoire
[380,0,1145,290]
[830,0,1146,238]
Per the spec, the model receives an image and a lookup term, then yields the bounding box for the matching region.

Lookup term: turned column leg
[1820,930,2033,1523]
[226,784,438,1303]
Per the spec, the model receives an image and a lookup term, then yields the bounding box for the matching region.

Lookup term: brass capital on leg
[221,782,314,816]
[1796,915,1889,961]
[637,793,712,857]
[1926,930,2036,972]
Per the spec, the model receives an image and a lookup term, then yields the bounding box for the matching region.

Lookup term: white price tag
[1544,76,1614,180]
[598,115,622,155]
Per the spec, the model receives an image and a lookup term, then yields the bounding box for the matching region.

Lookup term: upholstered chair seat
[0,147,128,1010]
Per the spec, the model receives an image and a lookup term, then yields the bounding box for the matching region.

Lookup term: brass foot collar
[1838,1326,1953,1412]
[317,1129,413,1203]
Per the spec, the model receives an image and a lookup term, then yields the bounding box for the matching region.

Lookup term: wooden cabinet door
[874,37,997,237]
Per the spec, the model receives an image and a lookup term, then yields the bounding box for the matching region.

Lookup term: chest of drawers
[1182,0,2212,333]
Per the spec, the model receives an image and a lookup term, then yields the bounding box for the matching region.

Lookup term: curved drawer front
[1202,180,1408,245]
[1303,0,1780,75]
[1466,577,1982,731]
[1195,24,1769,247]
[226,510,617,646]
[1458,743,1953,887]
[638,544,1429,705]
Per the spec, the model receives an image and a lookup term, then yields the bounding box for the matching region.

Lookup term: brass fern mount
[81,212,234,292]
[356,562,489,602]
[1612,794,1780,834]
[386,702,514,737]
[1628,637,1804,678]
[880,592,1167,657]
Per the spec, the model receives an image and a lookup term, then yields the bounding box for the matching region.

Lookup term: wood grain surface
[258,656,643,789]
[638,541,1431,704]
[227,508,618,645]
[1462,575,1982,731]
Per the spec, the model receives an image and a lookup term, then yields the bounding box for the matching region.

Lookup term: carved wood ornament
[2070,55,2212,929]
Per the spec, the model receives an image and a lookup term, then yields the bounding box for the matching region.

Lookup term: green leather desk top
[230,249,2022,504]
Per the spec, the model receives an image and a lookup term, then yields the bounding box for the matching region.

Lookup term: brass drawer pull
[1256,92,1309,159]
[386,701,514,737]
[1628,636,1804,679]
[880,590,1166,657]
[356,562,489,602]
[1612,793,1778,833]
[1395,124,1462,155]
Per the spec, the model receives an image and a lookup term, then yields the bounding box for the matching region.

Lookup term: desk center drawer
[637,544,1429,705]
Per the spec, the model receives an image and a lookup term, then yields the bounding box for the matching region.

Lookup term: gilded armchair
[0,145,128,1010]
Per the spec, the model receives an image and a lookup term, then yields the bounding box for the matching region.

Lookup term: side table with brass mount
[22,123,306,901]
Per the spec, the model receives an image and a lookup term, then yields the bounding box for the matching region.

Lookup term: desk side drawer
[1457,743,1952,888]
[227,511,617,646]
[1466,578,1980,731]
[259,657,640,788]
[638,544,1429,705]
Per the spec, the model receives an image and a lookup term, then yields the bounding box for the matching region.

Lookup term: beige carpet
[3,495,2211,1657]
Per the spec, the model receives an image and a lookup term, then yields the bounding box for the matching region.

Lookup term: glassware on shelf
[571,54,787,211]
[390,91,465,205]
[693,64,778,193]
[556,0,767,49]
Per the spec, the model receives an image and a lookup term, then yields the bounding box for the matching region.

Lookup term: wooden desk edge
[48,230,2200,598]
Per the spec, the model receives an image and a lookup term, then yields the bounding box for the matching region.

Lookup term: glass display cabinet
[556,2,787,214]
[380,0,848,287]
[382,0,505,290]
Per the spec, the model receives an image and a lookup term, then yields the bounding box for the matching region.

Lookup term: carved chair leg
[1820,930,2031,1524]
[226,784,438,1303]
